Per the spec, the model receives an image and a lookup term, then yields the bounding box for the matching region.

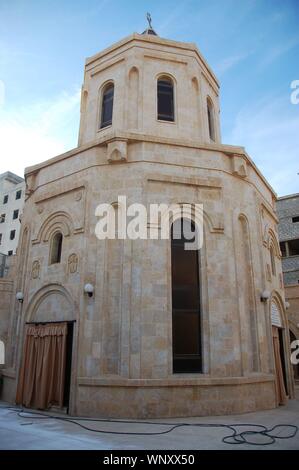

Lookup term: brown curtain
[272,326,288,406]
[16,322,68,409]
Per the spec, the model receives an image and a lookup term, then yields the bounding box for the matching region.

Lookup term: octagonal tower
[2,29,294,418]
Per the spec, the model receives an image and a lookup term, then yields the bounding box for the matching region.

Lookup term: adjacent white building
[0,172,25,256]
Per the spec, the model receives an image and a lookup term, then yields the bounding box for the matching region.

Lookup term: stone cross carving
[31,260,40,279]
[68,253,78,274]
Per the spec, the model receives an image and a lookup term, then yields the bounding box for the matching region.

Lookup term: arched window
[100,82,114,128]
[157,76,174,121]
[50,232,63,265]
[270,245,276,276]
[207,98,215,141]
[171,218,202,373]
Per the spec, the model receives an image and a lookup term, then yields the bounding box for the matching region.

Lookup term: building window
[0,214,5,224]
[157,77,174,121]
[292,216,299,223]
[207,98,215,141]
[171,218,202,373]
[100,82,114,128]
[15,190,22,200]
[280,242,286,257]
[3,195,8,204]
[13,209,19,220]
[50,232,63,264]
[270,246,276,276]
[288,239,299,256]
[10,230,16,240]
[0,233,2,245]
[8,250,13,256]
[0,340,4,366]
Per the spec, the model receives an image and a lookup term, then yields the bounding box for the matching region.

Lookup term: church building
[1,24,294,417]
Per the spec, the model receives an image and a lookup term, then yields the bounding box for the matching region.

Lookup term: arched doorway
[271,299,288,405]
[16,285,75,412]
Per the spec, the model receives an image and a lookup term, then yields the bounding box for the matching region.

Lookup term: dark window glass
[292,216,299,223]
[207,99,215,141]
[157,78,174,121]
[288,239,299,256]
[50,232,63,264]
[100,83,114,128]
[13,209,19,220]
[16,190,22,200]
[0,233,2,244]
[171,218,202,373]
[280,242,286,257]
[10,230,16,240]
[3,195,8,204]
[0,214,5,223]
[8,250,13,256]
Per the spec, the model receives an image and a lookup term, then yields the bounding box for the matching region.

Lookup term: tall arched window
[100,82,114,128]
[207,98,215,141]
[171,218,202,373]
[50,232,63,265]
[157,76,174,121]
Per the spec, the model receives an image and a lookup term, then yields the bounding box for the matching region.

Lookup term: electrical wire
[1,406,297,446]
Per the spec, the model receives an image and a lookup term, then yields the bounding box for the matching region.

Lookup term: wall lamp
[285,301,290,310]
[84,283,94,298]
[260,290,270,302]
[16,292,24,303]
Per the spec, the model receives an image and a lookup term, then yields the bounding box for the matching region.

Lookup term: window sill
[156,118,176,125]
[98,124,112,132]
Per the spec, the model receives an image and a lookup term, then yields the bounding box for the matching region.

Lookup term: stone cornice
[25,131,276,198]
[78,374,274,388]
[85,33,219,90]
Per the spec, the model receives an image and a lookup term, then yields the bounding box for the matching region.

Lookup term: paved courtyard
[0,388,298,450]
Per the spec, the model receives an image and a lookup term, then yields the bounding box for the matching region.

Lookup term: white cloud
[0,89,80,177]
[259,36,299,68]
[227,94,299,196]
[215,52,252,76]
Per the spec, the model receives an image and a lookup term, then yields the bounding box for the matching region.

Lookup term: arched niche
[267,229,281,258]
[191,77,200,133]
[128,66,139,129]
[26,284,75,323]
[237,213,259,372]
[33,211,74,245]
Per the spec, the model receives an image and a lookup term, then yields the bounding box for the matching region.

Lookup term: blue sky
[0,0,298,196]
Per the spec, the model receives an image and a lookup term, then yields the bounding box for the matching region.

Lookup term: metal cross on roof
[146,12,153,29]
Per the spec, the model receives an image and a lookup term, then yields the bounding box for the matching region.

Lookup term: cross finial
[146,12,153,29]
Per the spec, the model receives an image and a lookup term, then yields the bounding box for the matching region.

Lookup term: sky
[0,0,298,196]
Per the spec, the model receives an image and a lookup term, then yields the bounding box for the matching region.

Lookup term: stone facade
[1,32,294,417]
